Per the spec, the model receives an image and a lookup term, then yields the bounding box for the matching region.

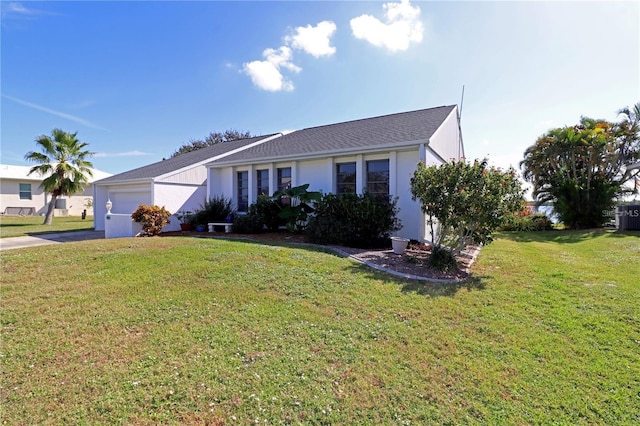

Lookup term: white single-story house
[206,105,464,241]
[93,134,281,232]
[0,164,112,217]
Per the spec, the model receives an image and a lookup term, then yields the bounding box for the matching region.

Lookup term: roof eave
[206,138,430,168]
[93,177,154,186]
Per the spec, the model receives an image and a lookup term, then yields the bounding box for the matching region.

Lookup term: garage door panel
[111,192,151,215]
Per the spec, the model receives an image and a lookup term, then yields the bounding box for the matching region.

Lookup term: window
[237,171,249,212]
[277,167,292,206]
[366,159,389,196]
[257,169,269,196]
[19,183,32,200]
[336,162,356,194]
[277,167,291,192]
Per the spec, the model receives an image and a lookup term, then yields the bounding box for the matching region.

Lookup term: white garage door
[110,192,151,215]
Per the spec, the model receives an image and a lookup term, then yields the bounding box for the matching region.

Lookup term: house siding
[158,166,207,185]
[2,178,95,217]
[154,182,207,231]
[428,109,463,162]
[1,178,48,215]
[93,183,151,231]
[208,148,438,239]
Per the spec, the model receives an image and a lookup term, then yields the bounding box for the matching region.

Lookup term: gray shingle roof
[95,135,276,184]
[210,105,457,165]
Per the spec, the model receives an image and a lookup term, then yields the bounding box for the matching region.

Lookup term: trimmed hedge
[306,193,401,248]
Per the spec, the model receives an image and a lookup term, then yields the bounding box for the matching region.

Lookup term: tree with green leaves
[24,129,94,225]
[171,129,252,157]
[521,104,640,229]
[411,159,523,269]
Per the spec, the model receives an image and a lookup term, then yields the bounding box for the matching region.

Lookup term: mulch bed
[160,230,477,281]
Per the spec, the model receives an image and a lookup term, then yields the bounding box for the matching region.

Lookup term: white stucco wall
[1,178,48,215]
[428,107,463,162]
[154,182,207,231]
[297,159,331,194]
[1,178,94,217]
[394,150,424,239]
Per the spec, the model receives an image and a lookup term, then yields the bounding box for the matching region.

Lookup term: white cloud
[242,20,336,92]
[5,3,31,14]
[2,2,57,18]
[350,0,424,52]
[286,21,337,58]
[243,60,293,92]
[243,46,299,92]
[263,46,301,73]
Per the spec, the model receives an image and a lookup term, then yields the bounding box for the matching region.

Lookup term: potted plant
[390,236,410,255]
[175,210,192,231]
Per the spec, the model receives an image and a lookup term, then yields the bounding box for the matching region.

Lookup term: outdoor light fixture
[106,199,112,214]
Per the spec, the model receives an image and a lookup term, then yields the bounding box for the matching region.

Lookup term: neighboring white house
[92,134,281,232]
[206,105,465,241]
[0,164,112,217]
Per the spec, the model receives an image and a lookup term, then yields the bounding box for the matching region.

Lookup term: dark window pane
[366,160,389,196]
[19,183,32,200]
[336,162,356,194]
[277,167,291,192]
[237,171,249,212]
[257,169,269,196]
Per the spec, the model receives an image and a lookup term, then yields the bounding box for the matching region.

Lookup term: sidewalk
[0,230,105,251]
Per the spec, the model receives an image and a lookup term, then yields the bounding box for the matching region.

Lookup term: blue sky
[1,0,638,183]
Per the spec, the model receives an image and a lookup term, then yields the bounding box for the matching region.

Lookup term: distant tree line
[171,129,252,158]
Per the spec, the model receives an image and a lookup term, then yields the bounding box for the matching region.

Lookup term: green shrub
[232,212,265,234]
[306,193,401,248]
[189,195,235,226]
[428,246,458,271]
[253,195,285,231]
[131,204,171,236]
[500,213,553,231]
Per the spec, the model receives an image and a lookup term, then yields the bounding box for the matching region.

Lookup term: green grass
[0,215,94,238]
[1,230,638,424]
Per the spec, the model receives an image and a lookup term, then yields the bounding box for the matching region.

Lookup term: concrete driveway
[0,230,105,251]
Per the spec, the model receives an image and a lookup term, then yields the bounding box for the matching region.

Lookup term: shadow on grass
[345,261,488,297]
[498,229,637,244]
[400,275,487,297]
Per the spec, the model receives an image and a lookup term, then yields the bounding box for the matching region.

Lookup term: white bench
[208,222,233,233]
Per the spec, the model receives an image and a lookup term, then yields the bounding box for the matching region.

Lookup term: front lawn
[0,215,94,238]
[1,230,638,424]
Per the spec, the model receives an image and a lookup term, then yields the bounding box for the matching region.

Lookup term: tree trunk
[43,196,57,225]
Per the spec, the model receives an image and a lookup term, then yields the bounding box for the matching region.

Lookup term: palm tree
[24,129,95,225]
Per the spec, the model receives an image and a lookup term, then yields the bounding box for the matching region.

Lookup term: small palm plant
[24,129,94,225]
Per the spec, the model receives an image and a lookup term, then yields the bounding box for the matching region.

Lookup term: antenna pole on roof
[459,85,465,122]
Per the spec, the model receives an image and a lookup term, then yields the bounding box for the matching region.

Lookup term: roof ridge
[298,105,456,132]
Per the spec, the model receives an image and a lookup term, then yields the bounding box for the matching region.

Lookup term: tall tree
[171,129,252,157]
[521,104,640,229]
[24,129,95,225]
